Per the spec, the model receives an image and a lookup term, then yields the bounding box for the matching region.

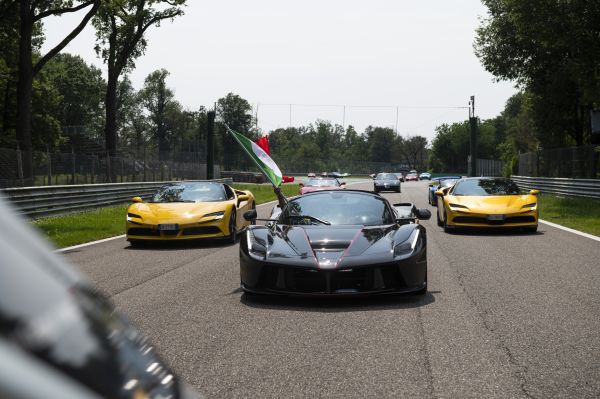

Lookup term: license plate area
[158,224,179,231]
[486,215,505,221]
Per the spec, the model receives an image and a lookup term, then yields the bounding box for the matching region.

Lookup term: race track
[63,181,600,398]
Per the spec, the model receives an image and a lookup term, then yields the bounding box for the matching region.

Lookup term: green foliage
[475,0,600,146]
[539,194,600,237]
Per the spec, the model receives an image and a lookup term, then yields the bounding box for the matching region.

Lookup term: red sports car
[405,173,419,182]
[299,178,346,195]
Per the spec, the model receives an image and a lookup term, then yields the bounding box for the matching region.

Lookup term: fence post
[71,147,76,185]
[46,146,52,186]
[16,145,24,187]
[91,154,95,184]
[106,151,111,183]
[121,158,125,183]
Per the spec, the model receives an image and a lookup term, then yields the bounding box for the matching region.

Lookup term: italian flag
[228,127,283,187]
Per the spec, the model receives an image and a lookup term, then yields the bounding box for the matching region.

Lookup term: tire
[524,225,538,233]
[249,202,256,225]
[443,211,452,233]
[415,270,427,295]
[227,209,238,243]
[436,209,443,226]
[374,188,379,193]
[129,240,145,248]
[396,187,401,193]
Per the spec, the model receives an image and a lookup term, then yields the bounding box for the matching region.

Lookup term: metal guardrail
[1,179,233,218]
[511,175,600,199]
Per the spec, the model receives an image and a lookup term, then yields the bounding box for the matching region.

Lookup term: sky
[41,0,516,142]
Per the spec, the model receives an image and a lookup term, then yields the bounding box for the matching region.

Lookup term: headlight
[204,211,225,220]
[127,213,142,222]
[246,230,267,260]
[521,203,537,209]
[393,229,420,258]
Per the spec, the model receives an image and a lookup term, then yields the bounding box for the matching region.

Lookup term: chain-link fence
[477,158,505,177]
[518,145,600,178]
[0,147,220,188]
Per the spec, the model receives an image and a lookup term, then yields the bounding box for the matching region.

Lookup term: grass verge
[31,183,299,249]
[539,194,600,237]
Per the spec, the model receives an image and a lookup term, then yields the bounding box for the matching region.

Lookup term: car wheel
[436,209,443,226]
[374,188,379,193]
[415,270,427,295]
[227,209,238,243]
[524,225,538,233]
[443,211,452,233]
[249,202,256,225]
[129,240,144,248]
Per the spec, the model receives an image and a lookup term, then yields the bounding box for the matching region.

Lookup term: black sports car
[373,173,401,193]
[239,190,430,296]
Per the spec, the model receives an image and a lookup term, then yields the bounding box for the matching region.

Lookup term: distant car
[299,177,346,194]
[0,199,201,399]
[126,181,255,245]
[428,176,461,206]
[435,177,540,232]
[239,190,431,296]
[405,173,419,182]
[419,172,431,180]
[373,173,401,193]
[307,172,316,178]
[394,172,405,182]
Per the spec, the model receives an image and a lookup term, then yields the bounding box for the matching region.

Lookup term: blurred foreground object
[0,198,202,399]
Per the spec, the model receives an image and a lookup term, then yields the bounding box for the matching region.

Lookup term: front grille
[162,230,179,236]
[453,215,536,225]
[182,226,222,236]
[128,228,160,236]
[506,216,536,224]
[258,265,407,294]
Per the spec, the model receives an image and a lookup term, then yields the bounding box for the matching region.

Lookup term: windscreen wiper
[287,215,331,225]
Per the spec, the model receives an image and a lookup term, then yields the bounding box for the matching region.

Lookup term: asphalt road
[63,181,600,398]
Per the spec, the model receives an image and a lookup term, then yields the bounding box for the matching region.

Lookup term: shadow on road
[239,290,436,312]
[124,239,238,251]
[442,228,545,237]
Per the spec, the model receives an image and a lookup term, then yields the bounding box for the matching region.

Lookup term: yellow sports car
[435,177,539,232]
[126,181,255,245]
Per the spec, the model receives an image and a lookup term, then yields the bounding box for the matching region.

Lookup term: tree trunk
[104,72,118,156]
[104,72,118,182]
[16,0,33,185]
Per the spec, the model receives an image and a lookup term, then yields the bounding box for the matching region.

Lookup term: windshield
[440,179,459,188]
[305,178,339,187]
[151,182,227,203]
[452,179,522,196]
[376,173,397,180]
[281,191,394,226]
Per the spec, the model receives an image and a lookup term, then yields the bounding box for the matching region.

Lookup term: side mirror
[529,189,540,195]
[434,190,444,197]
[299,182,304,187]
[132,196,143,203]
[237,194,250,202]
[415,208,431,220]
[243,209,257,221]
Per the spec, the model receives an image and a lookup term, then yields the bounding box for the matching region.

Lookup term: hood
[300,186,342,194]
[447,195,535,213]
[262,224,413,269]
[129,201,229,224]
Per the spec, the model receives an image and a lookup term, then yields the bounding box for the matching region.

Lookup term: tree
[475,0,600,146]
[15,0,99,183]
[139,69,174,161]
[400,135,428,170]
[216,93,254,170]
[93,0,186,157]
[44,53,105,144]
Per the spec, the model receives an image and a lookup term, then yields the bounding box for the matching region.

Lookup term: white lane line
[55,199,283,253]
[539,219,600,242]
[56,234,127,253]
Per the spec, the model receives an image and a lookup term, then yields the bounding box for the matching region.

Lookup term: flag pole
[224,124,288,208]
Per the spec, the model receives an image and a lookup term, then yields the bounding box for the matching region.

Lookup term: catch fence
[0,147,220,188]
[518,145,600,178]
